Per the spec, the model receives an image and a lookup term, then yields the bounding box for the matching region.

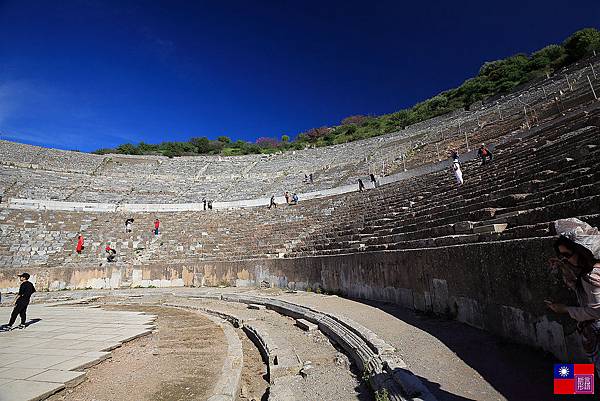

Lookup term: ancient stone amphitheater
[1,56,600,401]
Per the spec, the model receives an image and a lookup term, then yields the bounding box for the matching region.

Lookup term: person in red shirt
[477,143,493,165]
[154,218,160,236]
[105,244,116,262]
[76,233,84,254]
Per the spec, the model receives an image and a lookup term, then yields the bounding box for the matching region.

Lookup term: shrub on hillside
[116,143,141,155]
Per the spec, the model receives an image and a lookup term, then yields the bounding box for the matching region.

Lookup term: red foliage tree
[304,127,331,140]
[341,115,368,125]
[256,137,280,148]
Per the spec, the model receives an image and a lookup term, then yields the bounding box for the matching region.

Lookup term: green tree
[281,134,290,142]
[116,143,141,155]
[341,115,368,125]
[300,127,331,142]
[530,44,566,71]
[190,137,211,153]
[138,142,160,154]
[217,135,231,143]
[563,28,600,62]
[208,139,225,153]
[242,143,261,154]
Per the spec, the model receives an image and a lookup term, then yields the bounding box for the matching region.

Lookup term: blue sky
[0,0,599,152]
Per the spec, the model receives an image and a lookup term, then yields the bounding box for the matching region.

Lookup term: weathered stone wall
[190,238,580,362]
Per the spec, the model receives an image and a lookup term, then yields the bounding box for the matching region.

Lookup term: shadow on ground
[363,300,560,401]
[371,369,477,401]
[25,318,42,327]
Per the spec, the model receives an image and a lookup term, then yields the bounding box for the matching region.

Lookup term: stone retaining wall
[184,238,579,363]
[0,237,581,362]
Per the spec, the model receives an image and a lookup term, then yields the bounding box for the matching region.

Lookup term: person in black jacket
[268,195,277,209]
[358,178,365,192]
[7,273,36,330]
[369,173,377,188]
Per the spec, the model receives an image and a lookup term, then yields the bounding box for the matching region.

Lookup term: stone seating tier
[283,113,600,257]
[0,106,598,271]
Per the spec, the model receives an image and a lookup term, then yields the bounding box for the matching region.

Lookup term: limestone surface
[0,305,155,401]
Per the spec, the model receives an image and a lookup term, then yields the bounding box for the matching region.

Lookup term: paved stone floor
[0,304,155,401]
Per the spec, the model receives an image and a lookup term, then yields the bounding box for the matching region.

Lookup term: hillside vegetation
[94,28,600,158]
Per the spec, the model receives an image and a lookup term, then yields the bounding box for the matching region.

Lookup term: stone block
[500,305,536,345]
[27,369,86,388]
[0,379,64,401]
[473,223,508,234]
[454,221,474,234]
[412,291,428,312]
[0,367,46,380]
[6,355,75,369]
[455,297,484,329]
[534,316,567,361]
[431,278,449,315]
[295,318,318,332]
[390,368,436,400]
[247,304,266,310]
[430,224,454,237]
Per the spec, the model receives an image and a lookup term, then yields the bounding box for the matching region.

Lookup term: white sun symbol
[559,366,570,377]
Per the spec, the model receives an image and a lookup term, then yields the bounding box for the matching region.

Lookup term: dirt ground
[238,329,269,400]
[47,304,227,401]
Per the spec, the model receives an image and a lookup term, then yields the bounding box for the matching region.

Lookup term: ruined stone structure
[1,56,600,373]
[1,55,598,205]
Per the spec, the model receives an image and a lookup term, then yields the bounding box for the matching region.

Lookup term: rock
[240,384,249,398]
[299,362,313,378]
[334,353,350,369]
